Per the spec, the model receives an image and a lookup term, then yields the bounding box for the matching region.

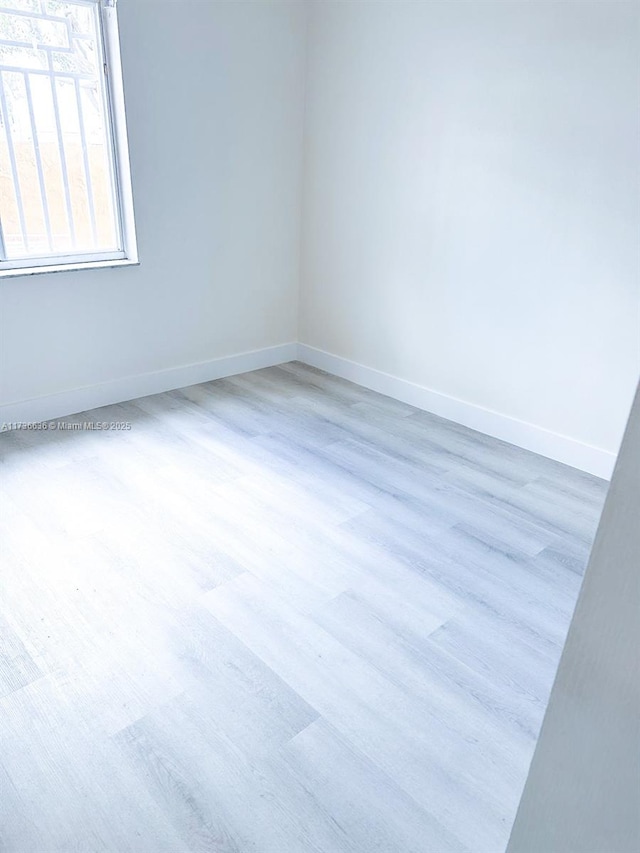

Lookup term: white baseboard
[296,343,616,480]
[0,339,616,479]
[0,343,298,428]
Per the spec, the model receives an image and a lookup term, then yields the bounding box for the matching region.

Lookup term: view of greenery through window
[0,0,119,259]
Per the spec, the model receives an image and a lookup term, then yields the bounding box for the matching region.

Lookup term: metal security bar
[0,0,124,264]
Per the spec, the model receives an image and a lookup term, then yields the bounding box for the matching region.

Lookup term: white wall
[0,0,307,408]
[300,0,640,460]
[507,381,640,852]
[2,0,638,477]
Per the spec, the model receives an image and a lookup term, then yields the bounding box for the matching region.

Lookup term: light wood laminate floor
[0,363,607,853]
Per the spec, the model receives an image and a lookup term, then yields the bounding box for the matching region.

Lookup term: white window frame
[0,0,138,278]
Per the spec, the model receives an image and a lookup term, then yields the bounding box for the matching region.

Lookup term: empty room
[0,1,638,851]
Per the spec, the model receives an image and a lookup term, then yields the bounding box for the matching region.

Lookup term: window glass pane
[0,44,48,72]
[80,80,117,250]
[51,47,97,76]
[45,0,93,35]
[0,0,40,13]
[0,78,24,255]
[2,69,48,253]
[29,70,69,251]
[0,0,121,260]
[0,11,69,49]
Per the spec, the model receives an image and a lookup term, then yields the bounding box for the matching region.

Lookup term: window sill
[0,258,140,280]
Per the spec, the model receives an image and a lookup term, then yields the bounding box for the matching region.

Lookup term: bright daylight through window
[0,0,136,275]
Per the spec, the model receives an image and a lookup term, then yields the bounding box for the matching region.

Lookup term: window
[0,0,136,276]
